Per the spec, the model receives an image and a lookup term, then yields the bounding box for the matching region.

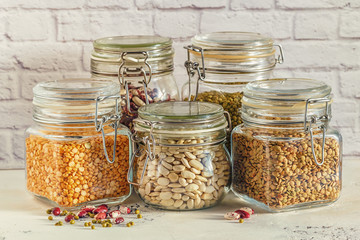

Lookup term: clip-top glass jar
[91,35,179,130]
[231,78,342,212]
[129,101,231,210]
[25,79,132,208]
[183,31,284,131]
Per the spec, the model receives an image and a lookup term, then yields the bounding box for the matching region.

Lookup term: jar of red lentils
[25,79,132,208]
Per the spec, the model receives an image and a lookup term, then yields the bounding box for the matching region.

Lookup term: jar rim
[241,78,332,126]
[138,101,224,122]
[32,78,120,125]
[192,32,273,50]
[134,101,228,134]
[91,35,175,76]
[244,78,331,101]
[93,35,172,52]
[33,78,119,100]
[187,31,278,74]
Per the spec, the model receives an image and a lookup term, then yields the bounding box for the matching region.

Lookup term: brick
[154,12,198,39]
[135,0,154,9]
[82,43,93,72]
[340,11,360,38]
[0,16,5,41]
[20,72,63,100]
[86,0,132,9]
[7,0,85,9]
[0,46,16,72]
[12,129,26,167]
[0,100,32,129]
[276,0,351,9]
[173,40,190,89]
[291,71,339,95]
[332,100,358,128]
[271,69,295,79]
[294,12,337,40]
[136,0,226,9]
[230,0,273,10]
[62,72,90,79]
[281,42,360,69]
[200,12,292,40]
[339,71,360,98]
[7,11,51,41]
[13,43,82,72]
[0,130,13,168]
[57,11,153,41]
[155,0,226,9]
[0,74,19,100]
[340,128,360,156]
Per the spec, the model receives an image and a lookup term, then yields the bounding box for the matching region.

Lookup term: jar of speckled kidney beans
[91,35,179,131]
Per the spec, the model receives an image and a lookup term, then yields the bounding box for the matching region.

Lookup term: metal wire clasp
[118,51,152,113]
[184,45,206,101]
[95,95,122,164]
[224,111,232,133]
[127,120,156,186]
[274,44,285,64]
[304,97,331,166]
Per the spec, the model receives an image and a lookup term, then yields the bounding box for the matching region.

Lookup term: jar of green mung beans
[182,32,284,133]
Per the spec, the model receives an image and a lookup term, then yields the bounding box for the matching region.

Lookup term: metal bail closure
[184,45,206,101]
[304,97,331,166]
[224,111,232,134]
[274,44,285,64]
[118,51,153,113]
[95,95,122,164]
[127,120,156,186]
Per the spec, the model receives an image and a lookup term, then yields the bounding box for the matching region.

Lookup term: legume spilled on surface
[232,129,341,210]
[135,137,230,210]
[26,134,130,207]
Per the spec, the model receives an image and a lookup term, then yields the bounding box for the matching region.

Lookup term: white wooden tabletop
[0,158,359,240]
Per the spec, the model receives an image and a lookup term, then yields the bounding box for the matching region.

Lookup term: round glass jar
[129,101,231,210]
[25,79,132,208]
[91,35,179,130]
[231,78,342,212]
[183,31,284,131]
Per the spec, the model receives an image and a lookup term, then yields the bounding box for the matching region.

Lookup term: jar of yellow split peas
[25,78,132,208]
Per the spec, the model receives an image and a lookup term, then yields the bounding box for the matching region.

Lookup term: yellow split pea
[26,133,130,207]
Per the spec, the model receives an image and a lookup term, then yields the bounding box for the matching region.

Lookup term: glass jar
[231,78,342,212]
[25,79,132,208]
[129,101,231,210]
[91,35,179,130]
[183,31,284,131]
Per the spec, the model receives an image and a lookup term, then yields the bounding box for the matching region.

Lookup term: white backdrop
[0,0,359,168]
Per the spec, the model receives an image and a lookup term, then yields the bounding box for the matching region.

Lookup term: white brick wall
[0,0,359,168]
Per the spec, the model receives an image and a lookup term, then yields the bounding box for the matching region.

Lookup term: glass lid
[93,35,172,52]
[33,78,119,99]
[191,32,274,50]
[244,78,331,101]
[241,78,332,125]
[32,79,120,124]
[138,101,224,122]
